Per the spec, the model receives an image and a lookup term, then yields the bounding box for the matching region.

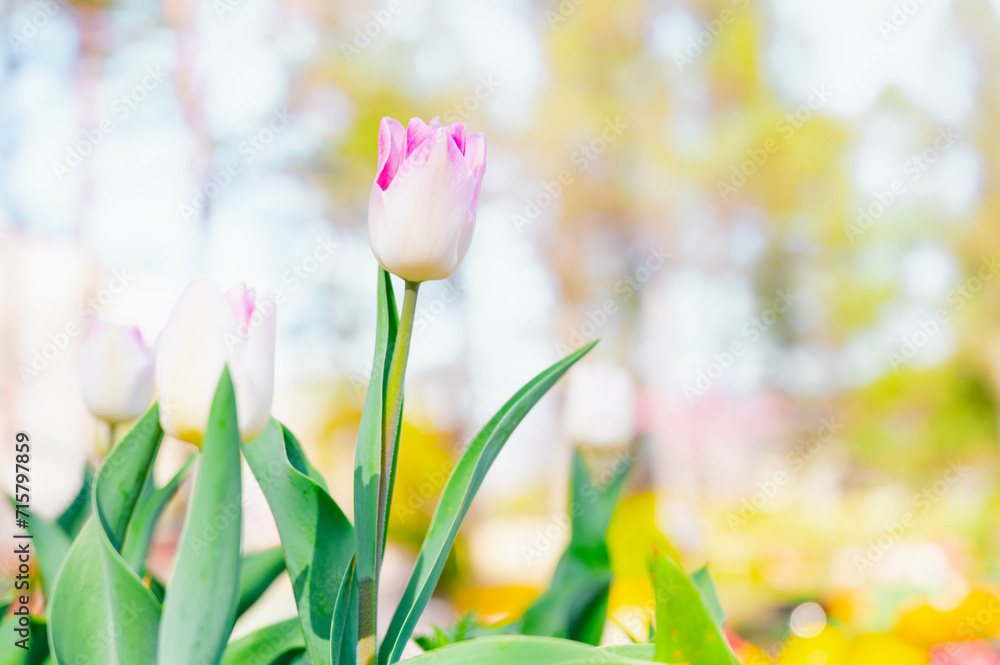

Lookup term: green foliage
[520,449,631,645]
[649,553,737,665]
[220,618,305,665]
[158,368,243,664]
[379,341,598,665]
[47,403,163,664]
[243,419,355,665]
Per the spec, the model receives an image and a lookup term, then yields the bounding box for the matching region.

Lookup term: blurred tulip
[563,362,637,448]
[76,321,154,424]
[155,278,275,445]
[368,116,487,283]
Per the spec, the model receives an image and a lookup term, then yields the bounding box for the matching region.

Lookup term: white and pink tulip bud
[155,278,275,445]
[76,321,155,424]
[368,116,487,283]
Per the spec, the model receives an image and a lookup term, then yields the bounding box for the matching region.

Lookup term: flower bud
[76,321,155,424]
[368,116,487,283]
[155,278,275,445]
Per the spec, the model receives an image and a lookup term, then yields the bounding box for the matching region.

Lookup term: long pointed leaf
[243,419,354,665]
[56,463,93,536]
[649,553,738,665]
[47,403,164,664]
[520,448,631,645]
[159,368,243,665]
[330,557,358,665]
[692,565,726,628]
[237,546,288,617]
[121,453,196,575]
[220,618,305,665]
[379,342,598,664]
[355,268,398,657]
[399,636,650,665]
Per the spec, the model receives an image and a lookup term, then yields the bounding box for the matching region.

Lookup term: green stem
[361,279,420,665]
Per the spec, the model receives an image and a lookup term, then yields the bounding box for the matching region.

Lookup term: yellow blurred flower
[894,588,1000,646]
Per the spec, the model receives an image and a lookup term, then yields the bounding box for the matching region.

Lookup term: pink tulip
[368,116,487,283]
[76,321,155,424]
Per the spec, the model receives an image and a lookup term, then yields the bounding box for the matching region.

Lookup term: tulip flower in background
[76,321,155,428]
[155,277,275,445]
[563,361,637,449]
[368,116,487,284]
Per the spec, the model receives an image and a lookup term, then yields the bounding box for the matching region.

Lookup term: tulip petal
[376,117,406,191]
[464,132,487,214]
[225,283,257,327]
[229,293,276,442]
[448,122,466,154]
[404,117,434,159]
[155,278,236,445]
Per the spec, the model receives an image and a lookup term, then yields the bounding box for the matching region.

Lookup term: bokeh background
[2,0,1000,661]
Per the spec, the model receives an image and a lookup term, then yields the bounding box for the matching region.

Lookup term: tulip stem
[363,278,420,665]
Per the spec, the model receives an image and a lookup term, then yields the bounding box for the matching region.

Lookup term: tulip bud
[563,362,637,448]
[368,116,487,283]
[155,278,275,445]
[76,321,155,424]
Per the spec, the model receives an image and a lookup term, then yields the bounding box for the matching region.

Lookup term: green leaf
[330,557,357,665]
[237,547,287,618]
[520,448,631,645]
[56,463,93,537]
[0,614,48,665]
[159,368,243,665]
[220,618,305,665]
[597,644,655,660]
[380,342,598,665]
[94,405,165,552]
[398,636,650,665]
[691,565,726,628]
[649,553,737,665]
[121,453,196,576]
[243,420,355,665]
[47,403,164,664]
[355,268,399,656]
[20,508,71,596]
